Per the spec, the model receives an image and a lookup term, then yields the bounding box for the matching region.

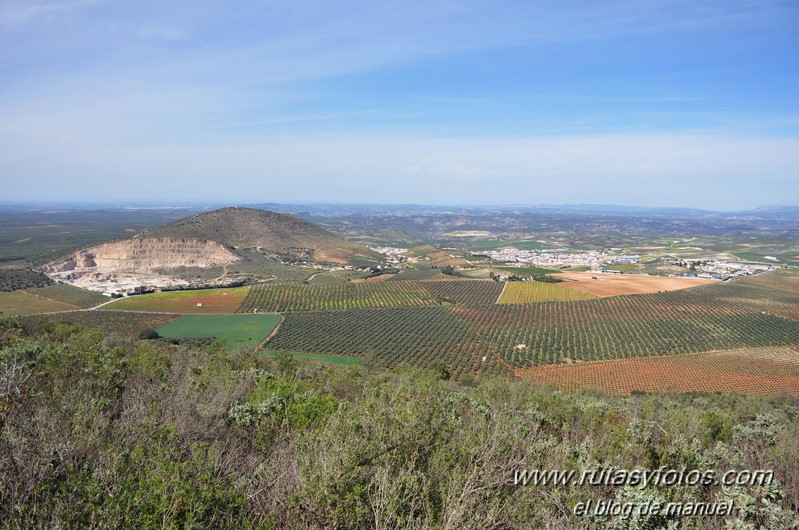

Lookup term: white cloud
[0,0,104,26]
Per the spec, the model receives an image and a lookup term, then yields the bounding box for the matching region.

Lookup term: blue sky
[1,0,798,209]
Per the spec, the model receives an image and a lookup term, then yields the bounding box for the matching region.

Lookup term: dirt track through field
[258,314,285,350]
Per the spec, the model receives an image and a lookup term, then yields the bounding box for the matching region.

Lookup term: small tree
[273,351,298,378]
[441,266,457,276]
[138,328,160,340]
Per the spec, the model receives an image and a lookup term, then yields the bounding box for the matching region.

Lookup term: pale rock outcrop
[43,237,239,274]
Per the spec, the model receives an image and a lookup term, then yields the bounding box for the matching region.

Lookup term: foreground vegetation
[42,310,182,337]
[1,318,797,529]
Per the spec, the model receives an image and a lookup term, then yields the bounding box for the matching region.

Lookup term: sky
[1,0,798,209]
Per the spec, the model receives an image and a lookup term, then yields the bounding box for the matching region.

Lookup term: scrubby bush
[138,327,161,340]
[0,317,797,529]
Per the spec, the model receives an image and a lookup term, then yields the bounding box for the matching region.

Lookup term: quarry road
[211,262,232,283]
[34,308,185,316]
[89,298,125,311]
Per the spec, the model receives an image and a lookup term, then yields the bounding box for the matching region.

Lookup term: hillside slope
[140,207,381,264]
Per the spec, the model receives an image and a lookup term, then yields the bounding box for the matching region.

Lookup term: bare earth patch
[515,347,799,396]
[101,286,251,314]
[554,271,717,297]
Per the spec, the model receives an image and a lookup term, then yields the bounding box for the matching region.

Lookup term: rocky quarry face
[42,237,240,295]
[44,237,239,274]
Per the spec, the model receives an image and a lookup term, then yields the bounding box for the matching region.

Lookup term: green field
[261,350,362,365]
[156,314,281,347]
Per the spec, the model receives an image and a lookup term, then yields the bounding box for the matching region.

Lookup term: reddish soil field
[515,347,799,396]
[102,286,250,314]
[554,271,717,297]
[178,293,247,313]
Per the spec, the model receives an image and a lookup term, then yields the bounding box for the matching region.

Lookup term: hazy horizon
[1,199,798,214]
[3,1,798,209]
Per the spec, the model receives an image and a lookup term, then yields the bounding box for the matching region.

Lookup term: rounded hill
[139,207,381,264]
[139,207,338,249]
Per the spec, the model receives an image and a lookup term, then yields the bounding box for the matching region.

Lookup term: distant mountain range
[3,201,798,219]
[246,202,799,220]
